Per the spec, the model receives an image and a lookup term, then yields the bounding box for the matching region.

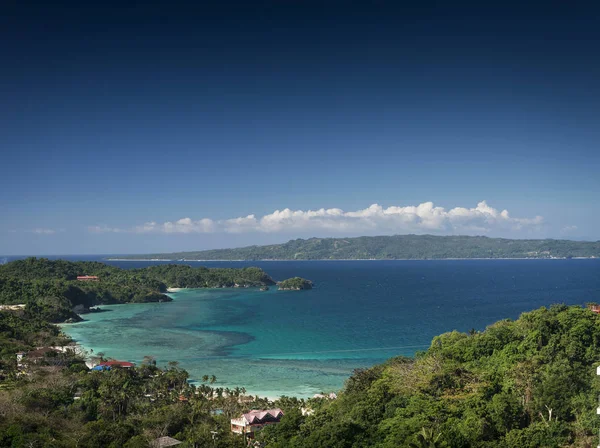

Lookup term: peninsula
[0,258,288,323]
[109,234,600,261]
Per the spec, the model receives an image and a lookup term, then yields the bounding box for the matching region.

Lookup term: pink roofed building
[230,408,284,438]
[77,275,99,281]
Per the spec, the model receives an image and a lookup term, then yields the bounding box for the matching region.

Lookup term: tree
[409,427,444,448]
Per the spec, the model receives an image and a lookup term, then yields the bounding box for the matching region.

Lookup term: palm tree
[408,427,443,448]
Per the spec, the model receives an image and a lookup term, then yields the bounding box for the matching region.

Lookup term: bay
[59,259,600,398]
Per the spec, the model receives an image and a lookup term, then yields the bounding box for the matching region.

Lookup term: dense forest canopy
[0,258,276,322]
[113,234,600,261]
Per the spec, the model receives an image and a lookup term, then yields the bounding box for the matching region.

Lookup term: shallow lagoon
[63,259,600,398]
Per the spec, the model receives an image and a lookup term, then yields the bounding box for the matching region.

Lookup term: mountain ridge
[109,234,600,261]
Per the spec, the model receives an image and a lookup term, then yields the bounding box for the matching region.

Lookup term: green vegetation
[139,264,276,288]
[0,308,278,448]
[278,277,313,290]
[2,261,600,446]
[259,304,600,447]
[3,295,600,446]
[0,258,276,322]
[113,234,600,260]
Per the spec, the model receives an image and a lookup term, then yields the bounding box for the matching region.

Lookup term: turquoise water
[62,259,600,398]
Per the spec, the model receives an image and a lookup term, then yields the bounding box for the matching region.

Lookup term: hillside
[0,258,276,322]
[259,304,600,447]
[3,301,600,446]
[112,235,600,261]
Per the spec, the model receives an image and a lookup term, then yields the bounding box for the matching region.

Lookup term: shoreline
[57,329,303,400]
[57,291,309,399]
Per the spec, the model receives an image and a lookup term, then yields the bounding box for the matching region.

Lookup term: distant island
[0,258,286,323]
[109,234,600,261]
[278,277,313,290]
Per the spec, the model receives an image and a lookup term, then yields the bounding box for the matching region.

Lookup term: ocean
[55,258,600,398]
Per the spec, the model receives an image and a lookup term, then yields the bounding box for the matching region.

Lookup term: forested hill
[258,304,600,447]
[0,258,276,322]
[113,234,600,260]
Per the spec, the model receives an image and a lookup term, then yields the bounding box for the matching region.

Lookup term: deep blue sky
[1,1,599,255]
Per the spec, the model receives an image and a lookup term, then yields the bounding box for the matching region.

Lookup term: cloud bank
[89,201,544,236]
[23,228,64,235]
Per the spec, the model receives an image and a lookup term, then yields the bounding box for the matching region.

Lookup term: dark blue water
[8,256,599,397]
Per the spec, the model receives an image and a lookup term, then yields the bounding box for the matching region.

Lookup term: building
[151,436,182,447]
[589,304,600,314]
[16,347,65,372]
[231,408,284,438]
[313,392,337,399]
[77,275,99,281]
[0,304,26,311]
[22,347,62,363]
[92,360,135,370]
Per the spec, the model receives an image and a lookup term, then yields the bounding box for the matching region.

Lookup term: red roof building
[98,360,135,368]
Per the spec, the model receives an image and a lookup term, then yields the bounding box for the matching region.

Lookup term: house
[0,304,26,311]
[588,304,600,314]
[16,352,26,368]
[92,360,135,370]
[77,275,99,281]
[16,347,66,371]
[231,408,284,438]
[313,392,337,399]
[24,347,62,363]
[151,436,182,447]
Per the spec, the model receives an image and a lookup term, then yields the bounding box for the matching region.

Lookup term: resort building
[230,408,284,438]
[92,360,135,370]
[77,275,99,281]
[0,304,26,311]
[17,347,62,366]
[589,304,600,314]
[313,392,338,399]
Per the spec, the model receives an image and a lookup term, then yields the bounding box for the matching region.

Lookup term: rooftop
[239,408,284,425]
[151,436,182,447]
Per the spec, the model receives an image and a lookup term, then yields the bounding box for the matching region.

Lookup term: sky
[1,1,599,255]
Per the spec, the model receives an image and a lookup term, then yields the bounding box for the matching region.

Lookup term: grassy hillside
[114,235,600,260]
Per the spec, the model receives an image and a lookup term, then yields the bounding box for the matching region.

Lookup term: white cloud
[560,225,579,235]
[134,218,217,234]
[88,225,125,233]
[28,228,58,235]
[88,201,544,236]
